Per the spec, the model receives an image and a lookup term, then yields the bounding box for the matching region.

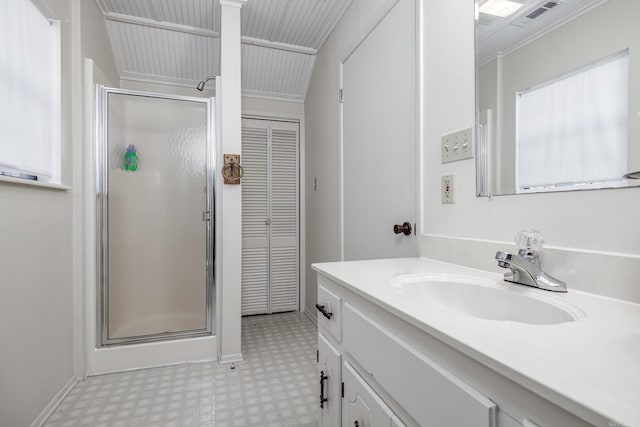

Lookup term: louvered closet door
[269,121,299,313]
[241,119,299,315]
[241,119,269,315]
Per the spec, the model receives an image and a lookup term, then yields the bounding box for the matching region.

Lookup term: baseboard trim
[87,358,218,377]
[31,377,78,427]
[304,308,317,326]
[218,352,244,364]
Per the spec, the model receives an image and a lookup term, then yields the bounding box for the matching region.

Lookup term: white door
[341,0,417,261]
[241,118,299,315]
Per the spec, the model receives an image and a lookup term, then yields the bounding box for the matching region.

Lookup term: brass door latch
[222,154,243,184]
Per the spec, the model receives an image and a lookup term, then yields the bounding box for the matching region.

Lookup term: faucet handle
[495,251,512,268]
[515,229,545,254]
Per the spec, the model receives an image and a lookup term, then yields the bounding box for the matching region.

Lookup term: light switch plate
[441,127,474,163]
[442,174,455,204]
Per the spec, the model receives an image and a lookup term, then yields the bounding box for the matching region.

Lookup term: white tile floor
[45,312,319,427]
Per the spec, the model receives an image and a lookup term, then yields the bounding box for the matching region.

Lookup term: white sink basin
[392,274,583,325]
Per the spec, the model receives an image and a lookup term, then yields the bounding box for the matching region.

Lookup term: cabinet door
[242,119,299,315]
[318,333,342,427]
[343,303,497,427]
[241,118,269,315]
[342,361,394,427]
[269,120,299,313]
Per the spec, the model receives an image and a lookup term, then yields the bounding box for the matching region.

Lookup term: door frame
[338,0,422,260]
[96,85,216,346]
[242,111,306,314]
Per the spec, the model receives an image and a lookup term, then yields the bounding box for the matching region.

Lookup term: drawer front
[317,277,342,342]
[318,333,342,427]
[343,361,394,427]
[343,303,497,427]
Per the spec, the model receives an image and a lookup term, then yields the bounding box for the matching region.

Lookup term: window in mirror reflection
[516,50,629,193]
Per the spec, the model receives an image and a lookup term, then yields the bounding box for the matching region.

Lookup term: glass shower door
[98,88,214,345]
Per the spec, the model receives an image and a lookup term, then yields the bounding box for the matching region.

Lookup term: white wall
[421,0,640,303]
[0,0,76,425]
[242,96,304,118]
[304,0,400,314]
[80,0,118,85]
[0,188,74,427]
[0,0,124,423]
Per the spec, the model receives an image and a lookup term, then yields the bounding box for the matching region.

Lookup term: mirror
[475,0,640,196]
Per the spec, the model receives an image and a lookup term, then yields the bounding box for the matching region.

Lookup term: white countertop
[312,257,640,427]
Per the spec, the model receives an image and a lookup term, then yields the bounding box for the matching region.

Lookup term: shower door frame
[96,85,216,347]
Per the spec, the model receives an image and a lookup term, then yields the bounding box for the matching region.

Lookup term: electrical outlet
[442,174,455,204]
[441,127,474,163]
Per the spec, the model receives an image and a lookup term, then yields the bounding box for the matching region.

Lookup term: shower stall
[96,86,216,347]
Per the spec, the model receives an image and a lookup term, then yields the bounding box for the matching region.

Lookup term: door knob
[393,222,412,236]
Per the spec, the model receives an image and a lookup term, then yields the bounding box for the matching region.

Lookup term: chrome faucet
[495,230,567,292]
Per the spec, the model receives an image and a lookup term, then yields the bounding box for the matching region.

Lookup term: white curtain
[516,52,629,190]
[0,0,61,183]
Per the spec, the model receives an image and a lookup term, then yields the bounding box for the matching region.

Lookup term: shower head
[196,76,216,91]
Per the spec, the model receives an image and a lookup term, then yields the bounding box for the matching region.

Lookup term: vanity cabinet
[317,275,496,427]
[315,272,597,427]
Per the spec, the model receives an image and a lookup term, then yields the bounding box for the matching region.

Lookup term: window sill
[0,175,71,191]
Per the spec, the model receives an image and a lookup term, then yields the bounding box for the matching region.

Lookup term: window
[516,50,629,191]
[0,0,61,184]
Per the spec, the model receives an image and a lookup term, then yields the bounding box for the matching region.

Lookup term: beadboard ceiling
[96,0,352,101]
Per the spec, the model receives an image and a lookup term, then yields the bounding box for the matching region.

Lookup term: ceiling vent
[526,1,559,19]
[509,0,563,28]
